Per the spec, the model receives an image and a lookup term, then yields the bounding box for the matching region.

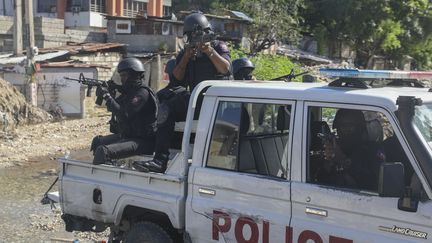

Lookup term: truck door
[186,99,295,242]
[290,103,432,243]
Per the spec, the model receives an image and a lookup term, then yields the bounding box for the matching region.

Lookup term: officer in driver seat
[322,109,386,191]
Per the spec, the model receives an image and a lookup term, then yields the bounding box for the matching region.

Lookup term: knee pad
[90,135,103,154]
[93,146,109,165]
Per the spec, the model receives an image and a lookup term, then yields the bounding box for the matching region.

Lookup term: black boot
[132,154,168,173]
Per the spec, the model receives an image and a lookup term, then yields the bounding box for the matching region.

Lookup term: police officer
[232,57,255,80]
[133,13,232,173]
[156,59,189,125]
[322,109,386,190]
[91,57,158,165]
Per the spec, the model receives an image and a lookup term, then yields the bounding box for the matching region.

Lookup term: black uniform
[91,77,158,164]
[317,142,386,191]
[153,41,231,164]
[175,40,231,90]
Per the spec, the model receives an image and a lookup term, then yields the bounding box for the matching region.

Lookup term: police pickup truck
[51,69,432,242]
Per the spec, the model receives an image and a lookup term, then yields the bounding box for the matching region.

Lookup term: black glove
[107,80,123,95]
[96,86,109,98]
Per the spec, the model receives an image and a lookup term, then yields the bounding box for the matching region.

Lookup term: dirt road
[0,117,112,242]
[0,117,110,168]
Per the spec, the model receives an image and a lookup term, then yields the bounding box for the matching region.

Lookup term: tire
[123,221,173,243]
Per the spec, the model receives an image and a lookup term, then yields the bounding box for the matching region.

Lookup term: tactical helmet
[232,57,255,75]
[117,57,145,73]
[164,59,176,75]
[183,13,212,35]
[333,109,366,131]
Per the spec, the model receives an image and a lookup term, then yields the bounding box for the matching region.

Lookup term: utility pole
[13,0,23,55]
[24,0,37,106]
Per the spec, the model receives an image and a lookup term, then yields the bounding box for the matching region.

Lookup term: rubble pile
[0,77,52,131]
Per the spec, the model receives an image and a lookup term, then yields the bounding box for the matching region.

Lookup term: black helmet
[333,109,366,130]
[117,57,145,73]
[232,57,255,75]
[183,13,212,35]
[164,59,176,75]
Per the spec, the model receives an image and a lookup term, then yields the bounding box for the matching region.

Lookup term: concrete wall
[107,34,178,52]
[65,29,106,43]
[69,52,123,81]
[64,11,107,29]
[3,67,98,118]
[0,15,13,34]
[33,16,67,48]
[0,16,107,51]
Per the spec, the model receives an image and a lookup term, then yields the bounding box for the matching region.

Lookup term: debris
[0,77,52,132]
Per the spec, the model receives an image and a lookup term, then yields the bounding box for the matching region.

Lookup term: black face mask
[337,123,364,152]
[123,71,145,91]
[234,68,254,80]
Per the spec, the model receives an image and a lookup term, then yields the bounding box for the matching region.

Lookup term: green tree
[211,0,304,55]
[231,47,304,80]
[302,0,432,69]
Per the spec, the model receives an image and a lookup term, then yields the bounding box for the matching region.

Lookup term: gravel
[0,116,113,242]
[0,116,111,168]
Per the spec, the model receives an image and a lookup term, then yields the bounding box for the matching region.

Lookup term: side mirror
[378,162,405,197]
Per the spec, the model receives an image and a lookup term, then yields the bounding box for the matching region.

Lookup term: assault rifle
[317,131,336,146]
[64,73,121,105]
[184,30,217,49]
[271,69,309,82]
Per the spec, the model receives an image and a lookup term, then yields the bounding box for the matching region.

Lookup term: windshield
[414,103,432,150]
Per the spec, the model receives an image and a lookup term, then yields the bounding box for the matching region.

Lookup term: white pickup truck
[52,69,432,243]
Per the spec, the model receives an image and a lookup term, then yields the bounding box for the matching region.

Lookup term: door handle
[305,207,327,217]
[198,187,216,196]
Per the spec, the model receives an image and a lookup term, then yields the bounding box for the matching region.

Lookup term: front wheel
[123,221,173,243]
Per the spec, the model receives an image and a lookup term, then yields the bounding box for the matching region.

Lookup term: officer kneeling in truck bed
[132,59,189,172]
[90,57,158,165]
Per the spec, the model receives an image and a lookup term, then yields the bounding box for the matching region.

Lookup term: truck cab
[53,69,432,242]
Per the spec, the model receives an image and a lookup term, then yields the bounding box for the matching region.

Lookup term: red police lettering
[263,221,269,243]
[212,210,231,240]
[234,216,259,243]
[212,210,353,243]
[329,236,353,243]
[298,230,323,243]
[286,226,293,243]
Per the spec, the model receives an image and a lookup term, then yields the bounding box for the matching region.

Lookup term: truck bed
[58,155,187,229]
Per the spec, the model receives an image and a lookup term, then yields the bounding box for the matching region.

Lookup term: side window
[207,101,292,178]
[207,102,241,170]
[307,106,414,193]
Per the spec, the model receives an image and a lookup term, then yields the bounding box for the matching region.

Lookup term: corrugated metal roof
[40,62,111,69]
[0,42,125,66]
[228,11,253,22]
[277,46,333,64]
[178,11,252,23]
[0,50,69,65]
[105,15,183,24]
[38,42,126,55]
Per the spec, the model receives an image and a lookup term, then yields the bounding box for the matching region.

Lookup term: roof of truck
[202,80,432,111]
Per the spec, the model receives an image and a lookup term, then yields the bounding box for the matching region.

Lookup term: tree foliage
[302,0,432,69]
[210,0,304,55]
[230,47,304,81]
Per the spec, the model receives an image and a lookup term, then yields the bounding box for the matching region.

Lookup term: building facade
[0,0,172,30]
